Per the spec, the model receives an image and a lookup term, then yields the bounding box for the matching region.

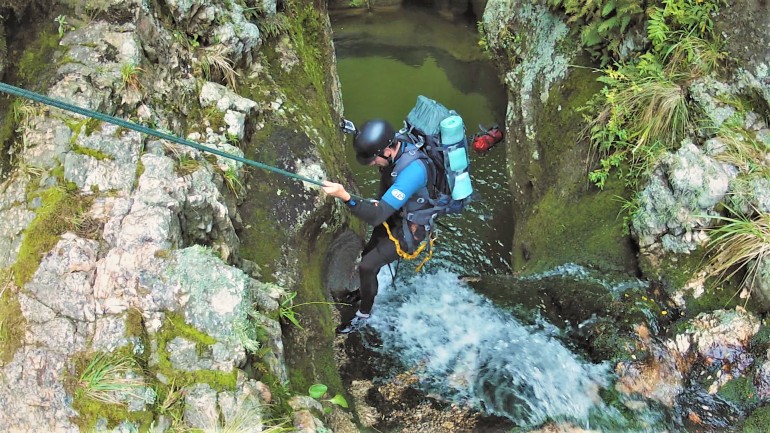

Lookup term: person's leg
[357,227,399,315]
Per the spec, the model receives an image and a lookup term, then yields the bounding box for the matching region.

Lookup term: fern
[581,21,604,47]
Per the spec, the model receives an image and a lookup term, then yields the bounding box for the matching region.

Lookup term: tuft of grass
[713,123,769,175]
[120,63,143,91]
[197,45,240,91]
[704,207,770,300]
[77,352,146,405]
[178,153,202,175]
[197,401,293,433]
[222,166,243,196]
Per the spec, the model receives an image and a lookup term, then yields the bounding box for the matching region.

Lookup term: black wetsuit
[346,146,428,315]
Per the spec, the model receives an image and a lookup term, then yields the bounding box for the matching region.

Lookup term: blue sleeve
[381,160,427,210]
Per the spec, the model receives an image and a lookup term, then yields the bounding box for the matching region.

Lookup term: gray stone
[260,0,278,15]
[167,336,213,371]
[0,348,79,432]
[0,179,35,268]
[183,383,219,429]
[63,125,143,194]
[25,317,88,354]
[18,293,57,323]
[199,81,258,113]
[21,117,73,170]
[25,234,99,322]
[631,140,736,251]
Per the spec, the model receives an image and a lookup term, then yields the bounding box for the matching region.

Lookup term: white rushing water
[367,268,612,427]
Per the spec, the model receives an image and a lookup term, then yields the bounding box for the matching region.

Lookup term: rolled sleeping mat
[440,115,465,146]
[451,171,473,200]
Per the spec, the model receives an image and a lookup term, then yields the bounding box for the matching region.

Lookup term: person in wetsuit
[322,119,429,333]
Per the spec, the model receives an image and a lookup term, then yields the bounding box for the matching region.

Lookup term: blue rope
[0,81,362,199]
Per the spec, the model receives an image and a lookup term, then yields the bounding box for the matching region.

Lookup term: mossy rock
[510,62,638,277]
[741,404,770,433]
[0,272,26,366]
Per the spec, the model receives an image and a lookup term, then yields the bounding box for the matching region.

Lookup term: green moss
[742,404,770,433]
[11,187,92,287]
[749,321,770,358]
[71,142,113,160]
[72,397,154,432]
[237,194,282,281]
[16,28,60,88]
[511,63,638,276]
[134,158,145,190]
[161,312,217,346]
[0,271,26,367]
[0,98,19,154]
[154,312,237,391]
[718,375,760,407]
[283,233,344,397]
[512,180,635,275]
[125,308,150,360]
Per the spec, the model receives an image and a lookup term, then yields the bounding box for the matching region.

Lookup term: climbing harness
[0,81,365,201]
[382,221,435,272]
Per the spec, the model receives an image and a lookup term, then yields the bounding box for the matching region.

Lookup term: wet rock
[756,360,770,400]
[683,308,760,359]
[349,379,380,427]
[615,342,686,407]
[677,386,743,431]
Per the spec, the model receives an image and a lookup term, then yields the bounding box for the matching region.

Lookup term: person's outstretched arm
[322,181,396,226]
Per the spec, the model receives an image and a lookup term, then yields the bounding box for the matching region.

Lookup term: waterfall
[367,268,612,427]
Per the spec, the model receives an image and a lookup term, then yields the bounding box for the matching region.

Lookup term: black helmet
[353,119,395,165]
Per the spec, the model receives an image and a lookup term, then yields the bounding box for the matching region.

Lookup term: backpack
[395,95,474,218]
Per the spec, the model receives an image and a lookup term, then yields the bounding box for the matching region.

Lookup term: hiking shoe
[337,312,370,334]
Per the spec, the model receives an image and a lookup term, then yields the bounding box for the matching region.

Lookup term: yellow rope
[382,221,435,272]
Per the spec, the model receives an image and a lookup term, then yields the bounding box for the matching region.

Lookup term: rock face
[481,0,637,275]
[0,0,346,431]
[632,139,736,253]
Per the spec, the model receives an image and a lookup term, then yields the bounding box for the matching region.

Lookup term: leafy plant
[585,57,688,188]
[78,352,146,404]
[308,383,349,409]
[584,0,725,189]
[547,0,644,64]
[256,13,291,40]
[54,15,71,38]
